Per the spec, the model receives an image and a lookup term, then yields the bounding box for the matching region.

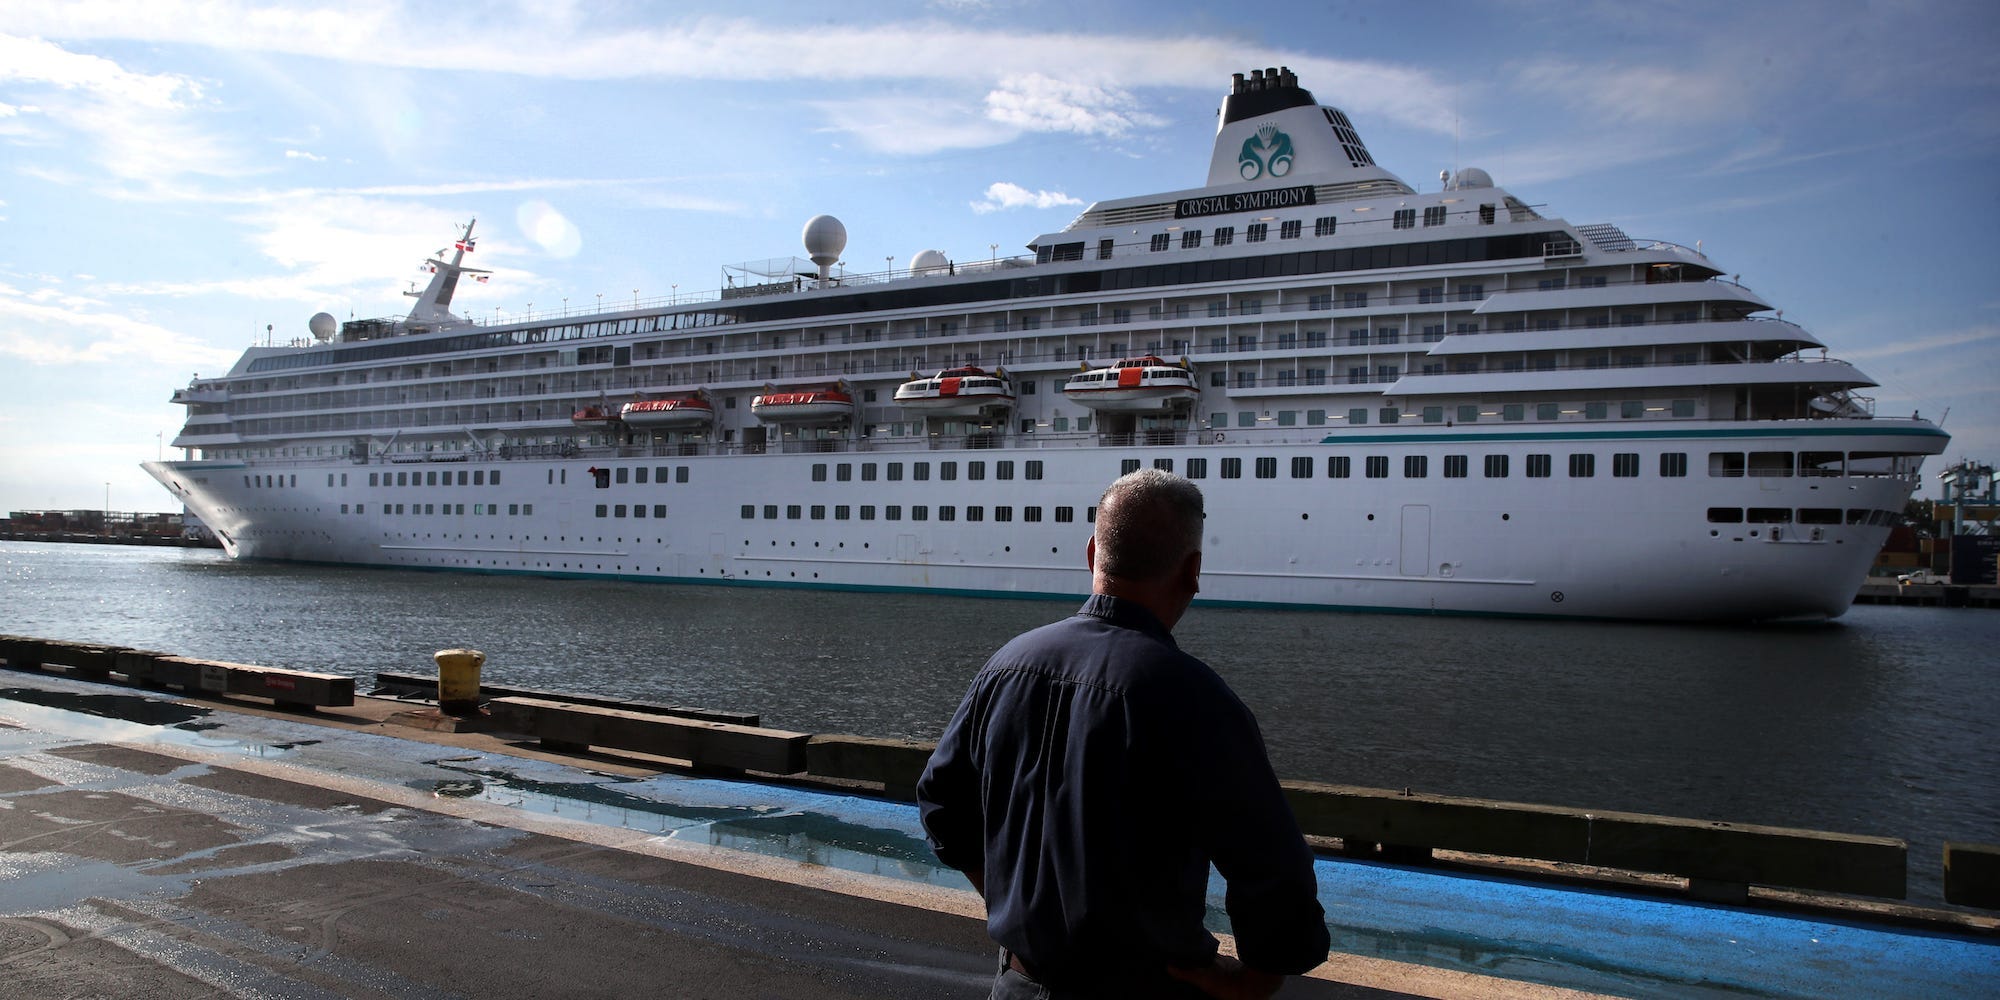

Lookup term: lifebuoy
[1213,432,1225,443]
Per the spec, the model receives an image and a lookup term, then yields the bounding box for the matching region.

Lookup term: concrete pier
[3,648,1996,996]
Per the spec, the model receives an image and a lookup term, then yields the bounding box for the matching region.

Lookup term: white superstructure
[145,67,1948,621]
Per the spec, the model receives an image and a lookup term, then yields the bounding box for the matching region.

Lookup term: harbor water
[3,540,1996,908]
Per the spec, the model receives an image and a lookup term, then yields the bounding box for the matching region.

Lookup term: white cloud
[970,181,1082,214]
[983,74,1164,137]
[814,95,1018,155]
[1514,59,1741,128]
[1837,324,2000,363]
[0,279,238,368]
[283,148,324,162]
[0,32,251,181]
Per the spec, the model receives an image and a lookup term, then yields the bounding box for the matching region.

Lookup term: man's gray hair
[1093,469,1205,581]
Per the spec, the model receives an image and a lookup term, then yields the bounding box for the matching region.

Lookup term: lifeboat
[751,385,855,425]
[1061,356,1200,413]
[621,395,715,429]
[893,365,1016,416]
[570,404,621,428]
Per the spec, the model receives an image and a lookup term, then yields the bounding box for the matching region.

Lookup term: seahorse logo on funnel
[1238,124,1295,181]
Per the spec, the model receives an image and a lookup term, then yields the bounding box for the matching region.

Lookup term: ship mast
[404,218,489,326]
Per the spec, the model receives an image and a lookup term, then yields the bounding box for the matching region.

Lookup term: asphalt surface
[0,680,1438,1000]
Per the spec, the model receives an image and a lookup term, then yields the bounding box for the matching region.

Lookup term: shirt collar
[1077,593,1178,648]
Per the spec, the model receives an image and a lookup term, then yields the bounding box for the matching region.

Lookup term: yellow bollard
[434,648,486,716]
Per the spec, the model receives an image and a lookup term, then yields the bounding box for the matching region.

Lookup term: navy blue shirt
[916,595,1329,989]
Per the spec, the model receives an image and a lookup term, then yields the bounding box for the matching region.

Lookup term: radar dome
[802,215,848,267]
[909,249,950,275]
[308,312,337,341]
[1451,167,1494,189]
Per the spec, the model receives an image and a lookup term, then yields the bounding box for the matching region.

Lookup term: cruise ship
[145,67,1948,621]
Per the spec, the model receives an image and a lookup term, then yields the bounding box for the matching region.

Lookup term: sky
[1,0,1996,512]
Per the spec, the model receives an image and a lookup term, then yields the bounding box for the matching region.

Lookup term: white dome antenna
[802,215,848,288]
[309,312,337,342]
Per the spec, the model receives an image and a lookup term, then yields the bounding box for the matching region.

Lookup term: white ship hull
[145,419,1940,621]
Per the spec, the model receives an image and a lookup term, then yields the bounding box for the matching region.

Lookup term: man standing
[917,470,1329,998]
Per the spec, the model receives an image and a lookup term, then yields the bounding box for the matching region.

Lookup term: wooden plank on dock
[1282,781,1906,899]
[1945,841,2000,909]
[489,696,807,774]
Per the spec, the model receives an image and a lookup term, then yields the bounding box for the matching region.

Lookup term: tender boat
[893,366,1016,416]
[1062,357,1200,413]
[621,395,715,429]
[751,386,855,424]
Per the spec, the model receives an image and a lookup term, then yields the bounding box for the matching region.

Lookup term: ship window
[912,505,928,521]
[1749,452,1794,477]
[1503,404,1524,422]
[1025,506,1043,522]
[458,471,469,485]
[1186,458,1208,479]
[369,473,379,486]
[837,463,853,482]
[811,505,826,520]
[1405,455,1428,478]
[1480,203,1496,225]
[940,461,957,481]
[1456,405,1479,423]
[834,503,850,520]
[340,503,349,514]
[968,461,986,481]
[1256,457,1277,479]
[1423,205,1447,227]
[888,462,904,481]
[1423,406,1444,424]
[1365,456,1389,478]
[595,504,608,518]
[1444,455,1468,478]
[677,467,689,483]
[1484,455,1509,478]
[1584,401,1608,419]
[1087,506,1098,523]
[787,504,803,519]
[1709,453,1745,477]
[1247,223,1267,243]
[965,505,982,522]
[812,463,828,482]
[1672,399,1696,417]
[860,505,876,521]
[1621,401,1644,419]
[1746,507,1792,523]
[997,461,1015,480]
[1099,238,1114,260]
[523,503,533,515]
[1328,456,1351,479]
[741,505,755,519]
[1237,411,1255,427]
[1151,233,1170,252]
[1800,452,1843,477]
[1182,230,1202,249]
[886,505,902,520]
[1379,406,1400,424]
[1214,227,1234,246]
[1526,454,1553,478]
[1799,508,1841,525]
[861,462,879,482]
[1122,459,1142,474]
[1221,458,1243,479]
[593,468,610,488]
[631,505,644,519]
[1313,216,1336,237]
[1708,507,1745,523]
[616,468,629,484]
[914,462,931,481]
[994,506,1011,522]
[1537,403,1560,421]
[1307,409,1327,426]
[1026,460,1045,480]
[475,471,486,486]
[763,504,778,519]
[396,472,408,486]
[1660,452,1689,477]
[1393,208,1415,229]
[1348,408,1368,425]
[1291,457,1313,479]
[1569,454,1596,477]
[1053,416,1069,432]
[425,471,437,486]
[1613,453,1640,477]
